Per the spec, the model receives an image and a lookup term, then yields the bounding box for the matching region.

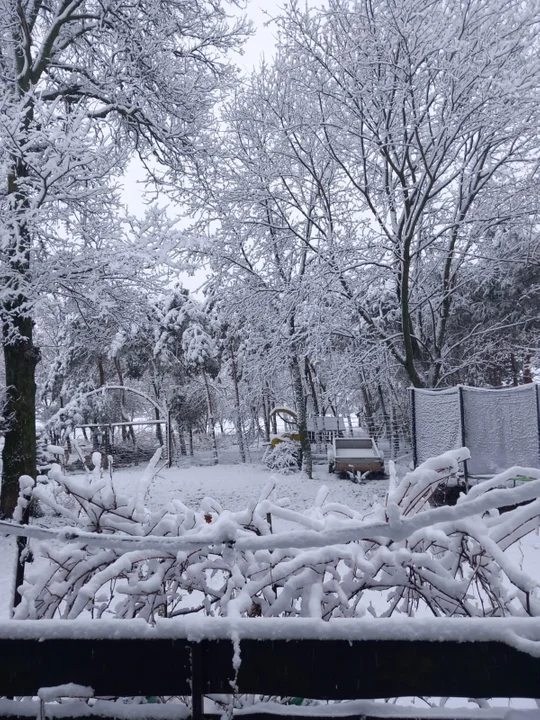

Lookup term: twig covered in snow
[11,448,540,624]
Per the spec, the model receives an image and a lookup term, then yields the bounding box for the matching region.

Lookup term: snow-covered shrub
[15,447,540,622]
[36,424,56,473]
[263,436,301,474]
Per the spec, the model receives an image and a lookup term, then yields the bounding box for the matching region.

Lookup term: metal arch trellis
[74,385,172,468]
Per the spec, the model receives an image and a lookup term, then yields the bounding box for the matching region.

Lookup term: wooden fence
[1,621,540,720]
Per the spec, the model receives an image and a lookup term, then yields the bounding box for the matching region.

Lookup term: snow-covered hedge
[14,447,540,622]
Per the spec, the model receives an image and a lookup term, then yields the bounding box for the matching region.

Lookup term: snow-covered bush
[15,447,540,622]
[263,436,301,474]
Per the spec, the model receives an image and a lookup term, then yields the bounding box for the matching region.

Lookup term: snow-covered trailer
[328,437,384,476]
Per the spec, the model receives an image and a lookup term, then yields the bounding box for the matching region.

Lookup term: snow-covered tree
[0,0,248,515]
[277,0,540,388]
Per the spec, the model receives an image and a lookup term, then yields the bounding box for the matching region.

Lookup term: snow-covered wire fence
[410,384,540,476]
[4,465,540,553]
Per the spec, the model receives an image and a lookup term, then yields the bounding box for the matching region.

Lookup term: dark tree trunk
[271,407,278,436]
[261,388,271,442]
[290,353,312,478]
[361,385,377,439]
[1,159,39,518]
[305,357,320,416]
[2,319,39,518]
[97,356,105,387]
[152,382,164,446]
[202,372,218,465]
[377,384,391,442]
[346,411,354,438]
[188,426,194,456]
[230,353,246,463]
[154,406,164,446]
[114,357,135,442]
[510,353,519,387]
[523,355,533,384]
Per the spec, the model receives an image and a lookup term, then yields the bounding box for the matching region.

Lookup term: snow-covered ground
[109,460,388,520]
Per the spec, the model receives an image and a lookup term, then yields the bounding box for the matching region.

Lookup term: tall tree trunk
[2,319,39,518]
[304,357,320,416]
[154,406,164,446]
[152,382,164,446]
[1,159,39,517]
[230,353,247,463]
[114,357,135,442]
[202,372,218,465]
[377,384,391,442]
[290,353,312,478]
[271,406,278,436]
[346,410,354,438]
[262,385,271,442]
[97,356,105,387]
[361,385,377,439]
[510,353,519,387]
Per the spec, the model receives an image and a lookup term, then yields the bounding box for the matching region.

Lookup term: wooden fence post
[191,643,204,720]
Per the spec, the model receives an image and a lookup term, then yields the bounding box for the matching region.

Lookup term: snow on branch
[12,448,540,623]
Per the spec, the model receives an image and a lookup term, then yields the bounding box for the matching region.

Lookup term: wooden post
[190,643,204,720]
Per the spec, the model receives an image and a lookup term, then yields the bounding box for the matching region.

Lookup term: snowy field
[108,460,388,519]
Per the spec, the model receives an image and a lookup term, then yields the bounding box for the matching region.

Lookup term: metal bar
[458,385,469,488]
[75,420,166,429]
[409,388,418,468]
